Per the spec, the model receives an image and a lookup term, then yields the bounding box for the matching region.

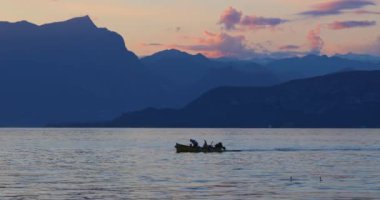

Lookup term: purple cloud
[328,20,376,30]
[218,7,242,30]
[279,45,301,51]
[300,0,376,16]
[219,7,288,31]
[240,15,288,29]
[355,9,380,15]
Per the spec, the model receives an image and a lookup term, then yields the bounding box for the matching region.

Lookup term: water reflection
[0,128,379,199]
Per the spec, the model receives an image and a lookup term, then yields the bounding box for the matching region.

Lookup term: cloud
[355,9,380,15]
[218,7,242,30]
[175,31,256,58]
[141,43,163,46]
[303,19,375,54]
[307,25,324,54]
[240,15,288,30]
[279,45,301,51]
[219,7,288,31]
[300,0,376,17]
[169,31,303,59]
[327,20,376,30]
[270,51,305,58]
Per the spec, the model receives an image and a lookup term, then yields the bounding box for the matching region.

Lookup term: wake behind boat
[175,139,226,153]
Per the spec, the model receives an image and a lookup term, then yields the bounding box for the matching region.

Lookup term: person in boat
[203,140,208,149]
[203,140,214,151]
[190,139,199,147]
[215,142,226,150]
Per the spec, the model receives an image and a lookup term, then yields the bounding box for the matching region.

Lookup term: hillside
[0,16,165,125]
[109,70,380,128]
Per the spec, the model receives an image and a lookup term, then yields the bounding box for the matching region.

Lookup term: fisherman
[190,139,199,147]
[203,140,208,149]
[215,142,226,150]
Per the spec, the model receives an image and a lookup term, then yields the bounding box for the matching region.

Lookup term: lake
[0,128,379,199]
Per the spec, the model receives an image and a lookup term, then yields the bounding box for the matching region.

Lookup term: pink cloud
[172,31,255,58]
[300,0,376,16]
[219,7,288,31]
[141,43,163,46]
[169,31,303,59]
[307,25,324,54]
[218,7,242,30]
[303,19,376,54]
[327,20,376,30]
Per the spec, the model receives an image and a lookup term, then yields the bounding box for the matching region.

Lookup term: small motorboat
[175,142,226,153]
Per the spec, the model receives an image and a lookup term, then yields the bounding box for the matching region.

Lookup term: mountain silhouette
[1,17,380,126]
[142,49,280,106]
[142,49,212,85]
[267,54,380,81]
[106,70,380,128]
[0,16,167,126]
[335,53,380,63]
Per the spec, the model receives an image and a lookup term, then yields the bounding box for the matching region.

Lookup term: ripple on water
[0,128,379,199]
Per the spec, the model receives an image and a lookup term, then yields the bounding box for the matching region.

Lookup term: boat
[175,143,226,153]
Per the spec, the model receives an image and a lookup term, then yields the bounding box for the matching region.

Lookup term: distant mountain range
[105,70,380,128]
[335,53,380,63]
[266,54,380,81]
[0,16,379,126]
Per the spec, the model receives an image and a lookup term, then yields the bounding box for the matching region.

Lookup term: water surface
[0,128,379,199]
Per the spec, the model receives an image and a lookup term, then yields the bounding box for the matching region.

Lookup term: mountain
[0,16,139,65]
[0,16,169,126]
[142,49,213,85]
[266,55,380,81]
[142,52,380,98]
[335,53,380,63]
[142,49,280,101]
[142,49,277,85]
[143,49,209,64]
[2,17,380,126]
[107,70,380,128]
[142,49,278,85]
[0,17,279,126]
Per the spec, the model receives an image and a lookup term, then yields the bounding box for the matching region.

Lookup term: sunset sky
[1,0,380,58]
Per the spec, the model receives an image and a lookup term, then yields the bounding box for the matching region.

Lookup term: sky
[0,0,380,58]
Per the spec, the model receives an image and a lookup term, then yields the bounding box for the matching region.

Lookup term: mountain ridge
[0,16,163,126]
[0,16,379,126]
[105,70,380,128]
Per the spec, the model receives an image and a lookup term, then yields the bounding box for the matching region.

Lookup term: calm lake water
[0,128,379,200]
